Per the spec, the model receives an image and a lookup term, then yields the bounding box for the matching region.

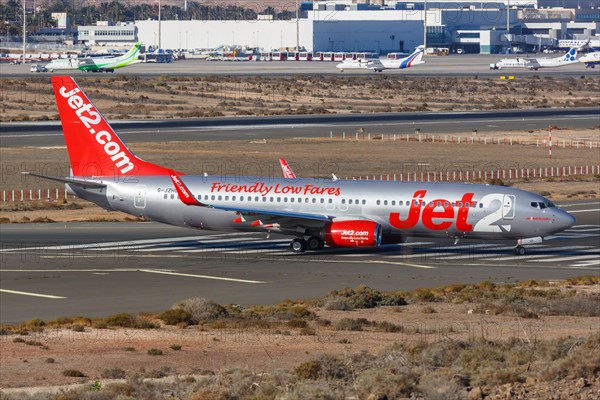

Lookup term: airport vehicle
[336,46,424,72]
[579,51,600,68]
[490,47,579,70]
[45,42,142,73]
[28,76,575,255]
[29,64,47,73]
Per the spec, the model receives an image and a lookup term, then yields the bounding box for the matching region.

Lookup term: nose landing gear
[514,245,526,256]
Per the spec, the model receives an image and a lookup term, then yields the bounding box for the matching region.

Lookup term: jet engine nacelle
[324,220,382,248]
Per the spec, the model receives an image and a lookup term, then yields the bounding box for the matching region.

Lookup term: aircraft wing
[523,59,541,68]
[366,59,385,70]
[169,172,333,228]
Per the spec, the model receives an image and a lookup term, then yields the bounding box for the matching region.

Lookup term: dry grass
[1,75,599,122]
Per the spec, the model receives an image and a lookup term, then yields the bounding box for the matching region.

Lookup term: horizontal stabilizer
[22,172,106,188]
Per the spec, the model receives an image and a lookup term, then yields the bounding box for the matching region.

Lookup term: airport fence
[324,132,600,149]
[349,164,600,182]
[2,164,598,203]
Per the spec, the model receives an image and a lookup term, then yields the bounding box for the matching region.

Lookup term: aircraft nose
[556,211,576,231]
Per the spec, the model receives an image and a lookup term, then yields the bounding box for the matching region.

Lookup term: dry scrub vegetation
[1,277,598,399]
[1,75,599,121]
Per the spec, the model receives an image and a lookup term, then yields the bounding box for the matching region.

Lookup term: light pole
[296,0,300,51]
[158,0,161,49]
[22,0,26,64]
[423,0,427,53]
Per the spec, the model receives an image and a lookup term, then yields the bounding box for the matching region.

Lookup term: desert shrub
[323,297,353,311]
[357,368,419,398]
[45,358,55,363]
[414,288,436,302]
[287,318,308,328]
[159,309,192,326]
[12,337,25,343]
[295,359,322,380]
[103,313,136,328]
[71,324,85,332]
[147,348,163,356]
[62,369,86,377]
[335,318,368,331]
[123,347,135,352]
[300,327,316,336]
[287,382,341,399]
[374,321,403,333]
[174,298,227,323]
[101,367,126,379]
[170,344,182,351]
[418,370,466,400]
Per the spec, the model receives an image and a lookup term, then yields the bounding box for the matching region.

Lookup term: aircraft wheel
[307,236,324,251]
[290,238,307,253]
[514,245,526,256]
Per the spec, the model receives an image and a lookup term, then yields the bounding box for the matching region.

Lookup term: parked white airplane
[45,42,142,73]
[337,46,424,72]
[579,51,600,68]
[26,76,575,255]
[490,47,579,70]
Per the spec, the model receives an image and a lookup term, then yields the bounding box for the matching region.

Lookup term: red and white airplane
[27,76,575,255]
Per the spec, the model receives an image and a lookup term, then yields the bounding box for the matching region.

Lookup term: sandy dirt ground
[0,300,598,390]
[1,75,599,122]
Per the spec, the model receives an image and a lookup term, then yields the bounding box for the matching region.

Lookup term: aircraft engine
[323,220,382,248]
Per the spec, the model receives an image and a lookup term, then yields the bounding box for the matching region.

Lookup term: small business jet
[490,47,579,70]
[579,51,600,68]
[45,42,142,73]
[337,46,424,72]
[26,76,575,255]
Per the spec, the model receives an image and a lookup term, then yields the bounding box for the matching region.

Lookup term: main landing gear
[290,236,325,253]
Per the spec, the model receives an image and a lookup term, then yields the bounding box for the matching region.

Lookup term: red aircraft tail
[52,76,170,177]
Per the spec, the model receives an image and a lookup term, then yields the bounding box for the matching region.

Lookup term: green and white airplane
[45,42,142,73]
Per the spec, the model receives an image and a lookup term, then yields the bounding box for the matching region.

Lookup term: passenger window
[479,203,484,208]
[270,197,274,202]
[349,199,353,205]
[305,198,309,203]
[284,197,288,203]
[204,195,208,200]
[342,199,346,204]
[391,200,395,206]
[218,196,222,201]
[413,200,419,207]
[262,197,267,202]
[320,199,324,204]
[312,198,316,203]
[225,196,229,201]
[171,194,174,199]
[444,201,449,207]
[164,194,167,199]
[465,203,470,208]
[377,200,381,205]
[457,202,462,207]
[197,195,201,200]
[277,197,281,203]
[437,201,441,207]
[211,195,215,200]
[328,199,333,204]
[232,196,236,201]
[255,196,259,202]
[240,196,244,201]
[362,200,366,205]
[291,198,295,203]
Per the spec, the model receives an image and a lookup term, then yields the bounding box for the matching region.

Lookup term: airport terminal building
[77,0,599,54]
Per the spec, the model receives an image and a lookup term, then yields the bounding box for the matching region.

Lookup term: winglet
[279,158,297,179]
[169,170,204,206]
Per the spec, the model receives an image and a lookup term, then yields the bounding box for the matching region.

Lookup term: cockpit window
[531,201,556,209]
[539,202,547,209]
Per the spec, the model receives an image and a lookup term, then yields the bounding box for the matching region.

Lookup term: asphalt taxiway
[2,54,600,77]
[2,108,599,148]
[0,200,597,324]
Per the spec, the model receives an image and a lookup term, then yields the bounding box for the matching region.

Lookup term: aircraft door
[134,185,147,209]
[502,195,515,220]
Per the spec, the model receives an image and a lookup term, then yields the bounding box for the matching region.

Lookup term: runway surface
[3,55,600,77]
[2,108,599,147]
[0,200,597,324]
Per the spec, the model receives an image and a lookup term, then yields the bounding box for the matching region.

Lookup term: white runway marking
[531,254,600,263]
[568,209,600,213]
[138,269,266,284]
[0,289,66,299]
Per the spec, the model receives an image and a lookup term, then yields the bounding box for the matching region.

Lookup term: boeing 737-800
[45,42,142,73]
[27,76,575,255]
[490,47,579,70]
[336,46,424,72]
